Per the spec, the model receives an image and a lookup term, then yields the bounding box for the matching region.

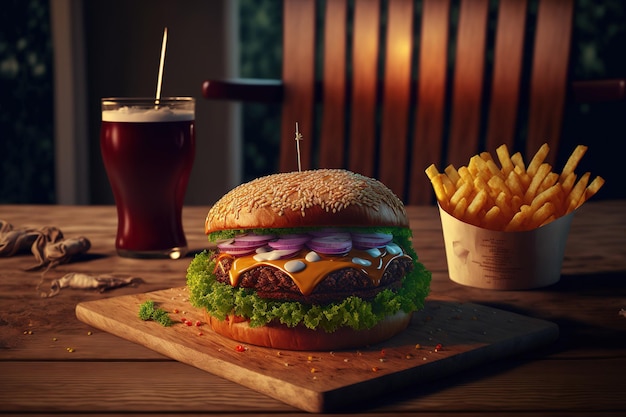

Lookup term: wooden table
[1,201,624,415]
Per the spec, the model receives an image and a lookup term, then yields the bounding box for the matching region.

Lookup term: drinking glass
[100,97,195,259]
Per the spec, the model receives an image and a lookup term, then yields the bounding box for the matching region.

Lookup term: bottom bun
[204,310,413,351]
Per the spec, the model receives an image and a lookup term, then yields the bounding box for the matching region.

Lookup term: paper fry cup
[438,205,574,290]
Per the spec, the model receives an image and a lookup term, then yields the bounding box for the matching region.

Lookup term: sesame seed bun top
[205,169,409,234]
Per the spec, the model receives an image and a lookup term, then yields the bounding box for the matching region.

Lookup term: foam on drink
[102,106,194,122]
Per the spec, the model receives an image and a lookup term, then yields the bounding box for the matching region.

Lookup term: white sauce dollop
[284,260,306,273]
[305,251,321,262]
[352,257,372,267]
[386,243,402,255]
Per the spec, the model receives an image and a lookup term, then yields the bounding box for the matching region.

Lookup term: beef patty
[212,253,413,305]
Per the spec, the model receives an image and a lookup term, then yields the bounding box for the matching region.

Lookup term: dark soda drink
[100,98,195,259]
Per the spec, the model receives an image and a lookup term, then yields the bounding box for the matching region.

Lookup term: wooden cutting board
[76,287,558,413]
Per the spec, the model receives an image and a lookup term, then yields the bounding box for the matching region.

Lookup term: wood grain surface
[76,287,558,412]
[1,201,625,415]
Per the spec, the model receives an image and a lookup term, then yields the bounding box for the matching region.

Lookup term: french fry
[510,194,524,213]
[581,176,605,205]
[468,155,485,179]
[505,205,531,231]
[524,163,552,204]
[530,183,562,212]
[425,165,448,207]
[528,201,556,229]
[444,164,461,185]
[440,174,456,199]
[510,152,526,173]
[560,171,577,195]
[560,145,588,182]
[495,191,515,221]
[515,168,532,190]
[479,151,494,163]
[425,142,603,231]
[510,150,531,189]
[496,144,515,176]
[538,172,559,194]
[526,143,550,176]
[479,152,504,178]
[485,158,503,179]
[470,155,501,182]
[565,171,591,213]
[431,177,448,208]
[466,189,488,224]
[452,196,469,219]
[474,174,495,202]
[425,164,440,181]
[487,171,513,196]
[569,173,605,212]
[457,166,474,185]
[449,181,472,209]
[482,205,504,229]
[505,170,526,198]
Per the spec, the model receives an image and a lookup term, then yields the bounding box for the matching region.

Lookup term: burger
[186,169,431,350]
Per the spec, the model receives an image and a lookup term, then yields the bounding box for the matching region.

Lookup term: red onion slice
[307,229,350,239]
[234,234,276,243]
[217,240,260,250]
[218,234,273,255]
[215,244,257,256]
[306,235,352,255]
[268,234,310,250]
[351,232,393,249]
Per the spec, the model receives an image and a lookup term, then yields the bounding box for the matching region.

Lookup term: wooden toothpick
[295,122,303,172]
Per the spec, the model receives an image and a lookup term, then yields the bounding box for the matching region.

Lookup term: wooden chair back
[278,0,574,204]
[203,1,626,203]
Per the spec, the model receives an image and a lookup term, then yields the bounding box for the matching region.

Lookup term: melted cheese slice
[226,246,411,296]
